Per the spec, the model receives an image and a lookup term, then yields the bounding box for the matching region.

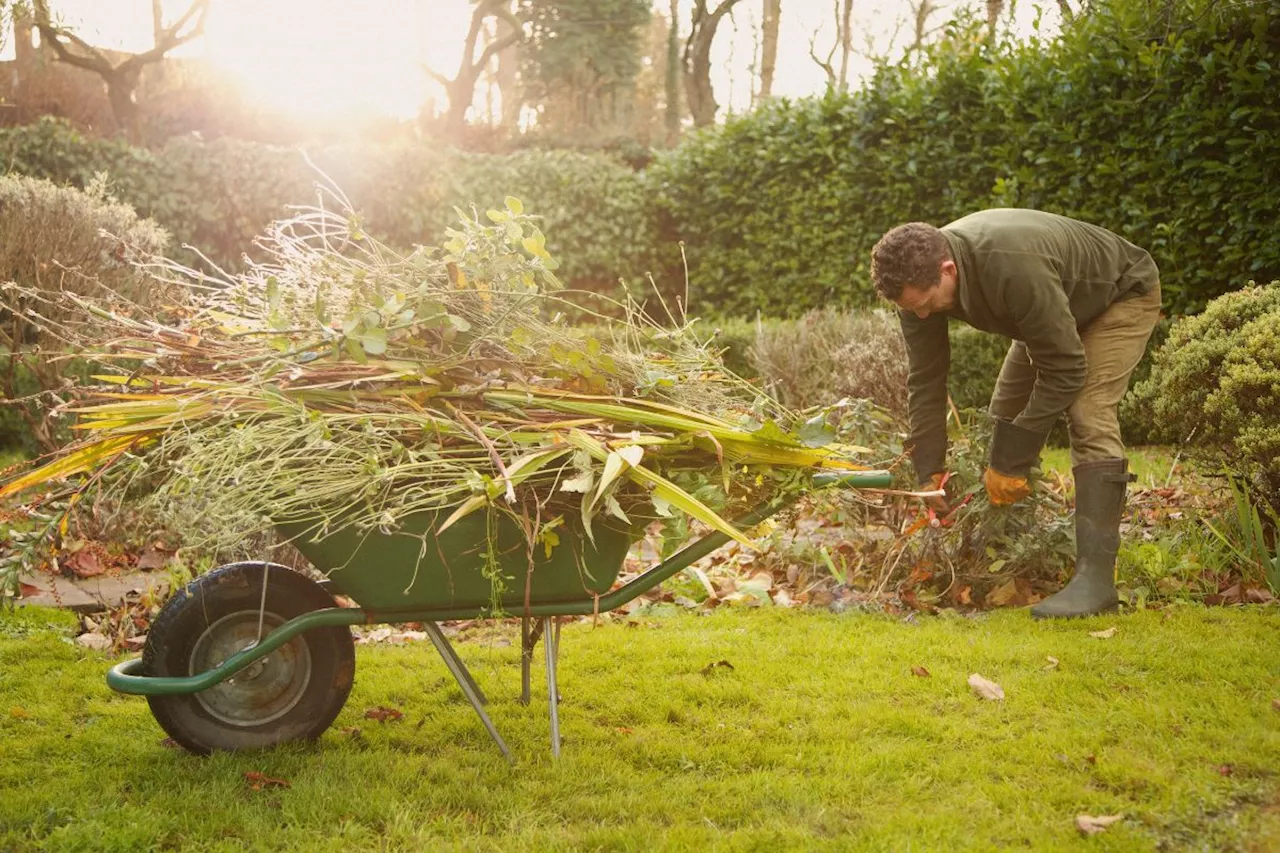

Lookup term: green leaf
[361,327,388,355]
[797,414,835,448]
[344,336,368,364]
[505,196,524,215]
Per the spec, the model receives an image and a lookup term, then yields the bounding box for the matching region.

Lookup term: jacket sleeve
[899,310,950,481]
[994,253,1088,434]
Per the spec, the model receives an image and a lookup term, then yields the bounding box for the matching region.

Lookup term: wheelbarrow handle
[811,470,894,489]
[577,468,894,612]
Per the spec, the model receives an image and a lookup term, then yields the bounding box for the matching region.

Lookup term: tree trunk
[683,0,746,128]
[836,0,853,91]
[759,0,781,100]
[665,0,682,145]
[105,69,144,145]
[496,2,521,132]
[985,0,1004,37]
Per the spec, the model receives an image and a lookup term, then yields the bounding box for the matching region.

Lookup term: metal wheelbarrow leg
[423,623,510,761]
[521,616,564,757]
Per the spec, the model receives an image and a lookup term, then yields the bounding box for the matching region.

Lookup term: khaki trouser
[989,282,1162,466]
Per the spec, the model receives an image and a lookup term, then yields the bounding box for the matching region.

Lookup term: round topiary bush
[1125,281,1280,512]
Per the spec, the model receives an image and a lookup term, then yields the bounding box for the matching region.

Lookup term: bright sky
[1,0,1061,122]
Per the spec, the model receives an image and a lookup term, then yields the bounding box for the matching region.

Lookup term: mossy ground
[2,604,1277,851]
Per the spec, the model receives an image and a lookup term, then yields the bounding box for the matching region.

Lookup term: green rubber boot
[1031,458,1134,619]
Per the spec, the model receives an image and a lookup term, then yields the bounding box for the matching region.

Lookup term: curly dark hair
[870,222,951,300]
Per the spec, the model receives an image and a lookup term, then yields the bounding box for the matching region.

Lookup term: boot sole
[1030,600,1120,620]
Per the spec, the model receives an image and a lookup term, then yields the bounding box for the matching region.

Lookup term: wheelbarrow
[106,470,891,758]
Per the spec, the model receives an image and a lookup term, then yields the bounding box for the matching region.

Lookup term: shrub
[748,309,908,413]
[0,174,168,450]
[947,327,1008,413]
[0,120,655,297]
[1127,281,1280,514]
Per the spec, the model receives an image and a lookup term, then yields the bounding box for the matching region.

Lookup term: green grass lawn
[1041,446,1189,489]
[2,605,1278,851]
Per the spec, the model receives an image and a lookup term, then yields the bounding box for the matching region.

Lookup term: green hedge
[2,0,1274,322]
[648,0,1280,317]
[0,120,653,296]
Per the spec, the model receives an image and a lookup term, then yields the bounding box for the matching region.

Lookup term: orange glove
[983,467,1031,506]
[922,472,951,513]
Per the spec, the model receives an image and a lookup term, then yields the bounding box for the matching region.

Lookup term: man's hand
[983,467,1032,505]
[922,472,951,513]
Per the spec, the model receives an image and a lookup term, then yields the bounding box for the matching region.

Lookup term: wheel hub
[190,610,312,727]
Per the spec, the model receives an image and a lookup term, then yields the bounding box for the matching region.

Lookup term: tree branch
[36,23,113,76]
[120,0,210,73]
[469,27,521,78]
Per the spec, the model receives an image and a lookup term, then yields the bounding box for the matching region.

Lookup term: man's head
[870,222,959,319]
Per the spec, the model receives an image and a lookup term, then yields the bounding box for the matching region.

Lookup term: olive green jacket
[901,208,1159,480]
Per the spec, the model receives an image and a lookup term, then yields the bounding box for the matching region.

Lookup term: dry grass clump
[749,308,907,415]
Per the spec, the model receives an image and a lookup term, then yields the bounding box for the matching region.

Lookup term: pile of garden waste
[0,194,879,597]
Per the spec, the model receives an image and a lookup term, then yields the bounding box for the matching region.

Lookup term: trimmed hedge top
[0,0,1275,319]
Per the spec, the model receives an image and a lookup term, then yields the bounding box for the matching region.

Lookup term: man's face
[892,261,957,319]
[894,284,947,319]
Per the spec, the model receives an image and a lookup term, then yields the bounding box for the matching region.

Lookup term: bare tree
[424,0,522,136]
[495,0,521,132]
[682,0,748,128]
[10,2,36,82]
[985,0,1003,37]
[665,0,682,144]
[808,0,854,92]
[759,0,781,100]
[907,0,942,53]
[32,0,209,144]
[836,0,853,88]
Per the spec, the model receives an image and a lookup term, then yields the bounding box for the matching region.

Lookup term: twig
[445,401,516,503]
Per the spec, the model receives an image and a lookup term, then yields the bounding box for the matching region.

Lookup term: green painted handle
[812,470,894,489]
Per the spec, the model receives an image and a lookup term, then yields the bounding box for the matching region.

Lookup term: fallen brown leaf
[985,579,1022,607]
[615,726,634,734]
[1044,656,1060,671]
[1088,626,1118,639]
[1246,587,1275,604]
[1217,764,1234,777]
[1085,754,1097,765]
[911,665,931,678]
[64,548,105,578]
[135,547,173,571]
[244,771,290,791]
[967,673,1005,701]
[75,633,113,651]
[1076,814,1124,835]
[364,706,404,723]
[1272,698,1280,712]
[158,737,180,749]
[700,660,735,676]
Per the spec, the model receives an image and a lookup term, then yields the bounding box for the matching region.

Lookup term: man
[870,209,1161,618]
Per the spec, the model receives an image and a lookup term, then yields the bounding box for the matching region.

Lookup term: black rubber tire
[142,562,355,755]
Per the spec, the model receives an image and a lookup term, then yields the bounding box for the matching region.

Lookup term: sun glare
[200,0,430,120]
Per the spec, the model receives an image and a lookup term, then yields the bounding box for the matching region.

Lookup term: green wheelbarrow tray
[106,469,892,758]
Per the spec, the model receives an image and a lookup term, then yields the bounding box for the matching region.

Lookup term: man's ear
[940,259,957,281]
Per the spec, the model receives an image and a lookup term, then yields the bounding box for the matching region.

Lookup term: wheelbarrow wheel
[142,562,355,754]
